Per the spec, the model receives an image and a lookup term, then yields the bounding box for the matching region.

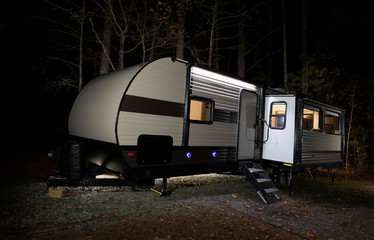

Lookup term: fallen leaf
[306,230,316,239]
[232,193,238,198]
[209,233,215,238]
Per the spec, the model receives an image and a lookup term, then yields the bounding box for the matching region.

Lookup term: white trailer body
[64,57,344,183]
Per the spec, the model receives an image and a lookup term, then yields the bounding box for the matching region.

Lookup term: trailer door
[238,90,258,160]
[262,95,296,164]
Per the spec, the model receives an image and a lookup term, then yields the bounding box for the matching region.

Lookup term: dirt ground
[1,152,374,240]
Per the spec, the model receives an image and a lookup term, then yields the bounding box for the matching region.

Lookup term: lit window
[189,97,214,123]
[303,106,321,131]
[325,111,340,134]
[270,102,286,129]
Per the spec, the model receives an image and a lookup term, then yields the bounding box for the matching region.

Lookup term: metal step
[264,188,279,193]
[257,178,272,183]
[239,161,280,204]
[248,168,264,173]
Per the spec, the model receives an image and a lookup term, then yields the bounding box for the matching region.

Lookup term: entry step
[239,161,280,204]
[248,168,264,172]
[264,188,279,193]
[257,178,272,183]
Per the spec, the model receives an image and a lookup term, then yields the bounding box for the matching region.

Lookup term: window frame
[269,101,287,130]
[189,95,214,124]
[324,110,341,135]
[302,105,322,132]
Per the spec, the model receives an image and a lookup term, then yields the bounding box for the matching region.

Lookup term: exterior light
[186,152,192,158]
[212,151,217,157]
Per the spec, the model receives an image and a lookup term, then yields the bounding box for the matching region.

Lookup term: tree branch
[89,16,116,72]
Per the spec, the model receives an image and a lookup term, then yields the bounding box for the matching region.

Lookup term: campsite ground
[1,152,374,240]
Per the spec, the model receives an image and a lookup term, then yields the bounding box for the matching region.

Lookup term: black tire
[59,138,85,179]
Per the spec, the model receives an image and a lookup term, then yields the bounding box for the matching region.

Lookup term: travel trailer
[50,57,345,202]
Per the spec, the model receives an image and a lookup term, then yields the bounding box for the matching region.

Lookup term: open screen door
[262,95,296,164]
[238,90,258,160]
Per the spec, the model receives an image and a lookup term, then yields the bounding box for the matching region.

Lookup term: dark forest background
[1,0,373,173]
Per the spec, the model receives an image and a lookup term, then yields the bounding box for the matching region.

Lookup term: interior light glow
[186,152,192,158]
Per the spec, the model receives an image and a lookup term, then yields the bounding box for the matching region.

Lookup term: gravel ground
[1,172,374,240]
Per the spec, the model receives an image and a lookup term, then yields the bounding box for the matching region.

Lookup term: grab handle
[258,118,270,143]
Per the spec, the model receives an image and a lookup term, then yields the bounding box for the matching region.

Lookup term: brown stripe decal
[121,95,185,118]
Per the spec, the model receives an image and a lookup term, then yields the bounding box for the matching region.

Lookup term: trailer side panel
[117,58,187,146]
[301,131,342,166]
[69,65,142,143]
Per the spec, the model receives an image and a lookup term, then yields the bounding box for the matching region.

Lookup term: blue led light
[212,151,217,157]
[186,152,192,158]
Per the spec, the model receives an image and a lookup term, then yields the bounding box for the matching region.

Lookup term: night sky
[1,0,374,156]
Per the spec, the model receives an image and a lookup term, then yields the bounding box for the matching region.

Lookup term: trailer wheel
[87,164,100,178]
[280,170,290,186]
[59,138,86,179]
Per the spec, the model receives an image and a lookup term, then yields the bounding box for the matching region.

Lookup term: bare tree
[237,0,245,78]
[238,0,270,78]
[93,0,133,70]
[129,0,174,63]
[114,0,130,69]
[189,0,240,67]
[89,15,116,73]
[45,0,86,92]
[346,83,356,169]
[300,0,308,93]
[100,0,113,75]
[78,0,86,90]
[266,0,274,86]
[176,0,186,59]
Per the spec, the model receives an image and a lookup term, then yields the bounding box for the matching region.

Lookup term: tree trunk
[301,0,308,93]
[345,84,356,169]
[148,30,157,62]
[176,0,185,59]
[78,0,85,91]
[100,0,113,75]
[118,32,125,69]
[208,4,216,68]
[117,0,129,70]
[281,0,288,90]
[237,25,245,78]
[215,29,220,70]
[141,35,146,64]
[237,0,245,78]
[208,25,214,68]
[266,0,273,87]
